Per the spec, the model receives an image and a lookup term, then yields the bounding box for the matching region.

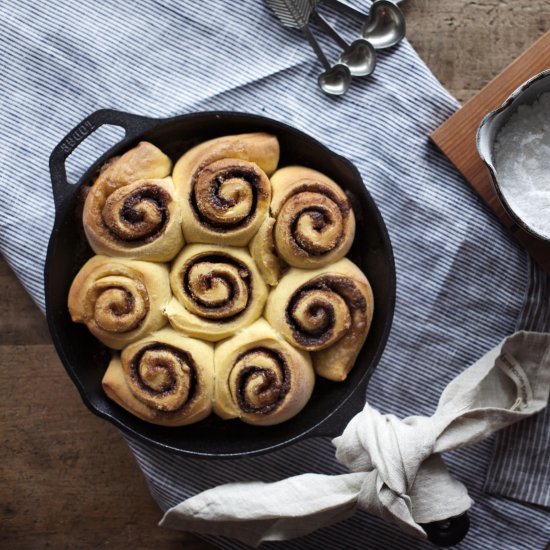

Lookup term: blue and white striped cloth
[0,1,548,548]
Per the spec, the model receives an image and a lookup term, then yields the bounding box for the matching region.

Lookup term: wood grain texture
[0,258,213,549]
[2,2,550,549]
[402,0,550,103]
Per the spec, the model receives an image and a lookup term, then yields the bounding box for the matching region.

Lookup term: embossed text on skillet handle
[48,109,159,213]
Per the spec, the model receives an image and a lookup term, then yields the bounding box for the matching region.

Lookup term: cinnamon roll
[270,166,355,269]
[248,215,284,286]
[172,133,279,246]
[102,328,214,426]
[214,319,314,425]
[68,255,171,349]
[264,258,374,381]
[165,244,268,341]
[83,142,184,261]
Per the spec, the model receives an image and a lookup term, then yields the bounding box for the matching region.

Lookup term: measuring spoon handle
[301,24,332,70]
[311,11,349,49]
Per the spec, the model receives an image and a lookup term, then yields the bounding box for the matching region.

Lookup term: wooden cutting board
[431,30,550,273]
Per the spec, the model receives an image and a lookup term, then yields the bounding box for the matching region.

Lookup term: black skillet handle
[308,381,370,439]
[49,108,159,213]
[308,383,470,546]
[421,513,470,547]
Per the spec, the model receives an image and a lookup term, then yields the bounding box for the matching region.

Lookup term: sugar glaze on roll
[214,319,314,425]
[265,258,374,381]
[172,133,279,246]
[270,166,355,269]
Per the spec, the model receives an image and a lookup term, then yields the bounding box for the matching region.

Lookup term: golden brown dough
[67,126,378,430]
[270,166,355,269]
[214,319,314,425]
[248,215,284,286]
[264,258,374,381]
[83,142,184,261]
[102,328,214,426]
[172,133,279,246]
[165,244,268,341]
[68,255,171,349]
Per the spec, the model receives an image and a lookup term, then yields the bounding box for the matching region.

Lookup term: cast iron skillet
[45,109,467,545]
[46,108,396,456]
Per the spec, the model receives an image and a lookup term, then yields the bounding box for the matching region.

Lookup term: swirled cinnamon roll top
[270,166,356,269]
[165,244,268,341]
[214,319,314,425]
[172,133,279,246]
[67,255,171,349]
[102,328,214,426]
[83,142,184,261]
[265,258,374,381]
[68,131,379,428]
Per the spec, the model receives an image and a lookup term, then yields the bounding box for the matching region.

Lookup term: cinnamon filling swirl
[102,184,170,244]
[286,276,366,350]
[128,343,196,413]
[86,276,149,333]
[232,348,290,414]
[180,254,252,321]
[277,186,350,258]
[191,160,269,231]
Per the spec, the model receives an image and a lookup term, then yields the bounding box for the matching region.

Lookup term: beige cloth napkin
[160,331,550,547]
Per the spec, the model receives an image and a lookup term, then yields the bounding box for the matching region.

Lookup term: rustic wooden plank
[0,258,213,549]
[0,257,51,345]
[402,0,550,103]
[431,29,550,274]
[0,341,212,549]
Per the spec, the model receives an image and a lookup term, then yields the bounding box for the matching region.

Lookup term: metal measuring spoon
[266,0,351,95]
[311,11,376,77]
[302,26,352,94]
[321,0,406,50]
[362,0,406,49]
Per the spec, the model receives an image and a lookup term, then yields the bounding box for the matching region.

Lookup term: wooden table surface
[2,1,549,548]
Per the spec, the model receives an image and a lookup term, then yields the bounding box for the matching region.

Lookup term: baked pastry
[68,131,376,429]
[270,166,355,268]
[102,328,214,426]
[165,244,268,341]
[214,319,315,425]
[248,215,283,286]
[68,255,171,349]
[264,258,374,381]
[172,133,279,246]
[83,142,184,261]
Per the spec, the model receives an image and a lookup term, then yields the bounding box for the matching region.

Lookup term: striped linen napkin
[1,1,549,548]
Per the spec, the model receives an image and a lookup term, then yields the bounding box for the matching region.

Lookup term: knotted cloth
[160,331,550,547]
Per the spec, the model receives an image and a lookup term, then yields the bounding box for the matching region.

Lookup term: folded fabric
[160,332,550,546]
[1,1,550,549]
[485,262,550,507]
